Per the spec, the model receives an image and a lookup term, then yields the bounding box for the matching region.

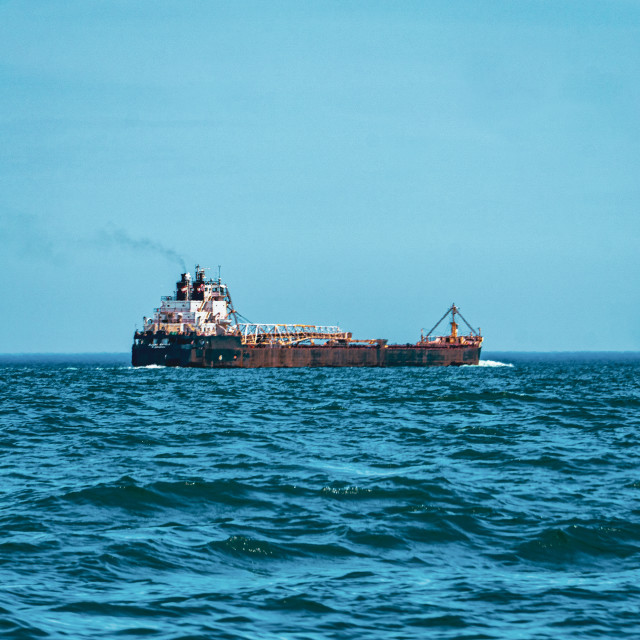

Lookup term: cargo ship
[132,266,483,368]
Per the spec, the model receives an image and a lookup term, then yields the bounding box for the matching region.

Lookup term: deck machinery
[132,266,483,368]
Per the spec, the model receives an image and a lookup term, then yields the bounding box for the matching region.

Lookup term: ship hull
[132,335,481,368]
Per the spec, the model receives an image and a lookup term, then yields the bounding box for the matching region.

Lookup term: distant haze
[1,1,638,352]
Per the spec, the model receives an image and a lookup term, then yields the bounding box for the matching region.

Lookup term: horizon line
[2,350,640,356]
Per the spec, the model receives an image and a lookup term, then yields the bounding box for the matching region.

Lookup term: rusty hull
[132,335,481,368]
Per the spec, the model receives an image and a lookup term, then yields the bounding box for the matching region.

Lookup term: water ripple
[0,353,639,639]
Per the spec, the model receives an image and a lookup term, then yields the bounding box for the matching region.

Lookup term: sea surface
[0,353,639,639]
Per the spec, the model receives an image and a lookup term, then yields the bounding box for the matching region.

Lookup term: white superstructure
[143,267,236,335]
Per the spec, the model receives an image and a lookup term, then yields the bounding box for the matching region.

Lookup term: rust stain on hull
[132,336,481,368]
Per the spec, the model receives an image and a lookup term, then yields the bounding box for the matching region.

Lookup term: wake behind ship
[132,266,483,368]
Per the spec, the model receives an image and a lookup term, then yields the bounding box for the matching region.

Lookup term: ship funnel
[192,265,206,301]
[176,272,192,301]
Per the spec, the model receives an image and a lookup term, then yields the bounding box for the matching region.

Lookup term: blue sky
[1,1,638,352]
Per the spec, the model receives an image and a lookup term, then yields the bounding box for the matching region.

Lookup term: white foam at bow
[477,360,514,367]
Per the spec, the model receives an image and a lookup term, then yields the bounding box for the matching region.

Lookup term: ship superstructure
[144,267,238,336]
[133,266,483,368]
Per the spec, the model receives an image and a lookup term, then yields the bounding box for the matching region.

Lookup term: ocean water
[0,353,639,639]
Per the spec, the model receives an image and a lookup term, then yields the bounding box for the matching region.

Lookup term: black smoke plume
[100,226,186,271]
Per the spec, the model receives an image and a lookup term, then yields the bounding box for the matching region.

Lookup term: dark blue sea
[1,353,639,639]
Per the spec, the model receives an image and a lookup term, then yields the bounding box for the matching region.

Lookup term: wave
[513,522,640,566]
[476,359,514,367]
[60,477,271,512]
[3,359,639,640]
